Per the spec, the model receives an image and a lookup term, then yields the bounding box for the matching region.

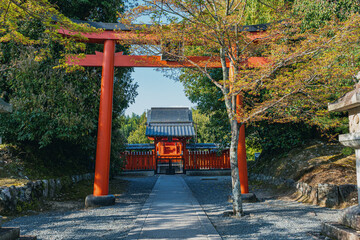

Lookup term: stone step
[0,227,20,240]
[18,236,37,240]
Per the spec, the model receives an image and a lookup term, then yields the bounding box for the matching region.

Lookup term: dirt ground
[251,140,356,187]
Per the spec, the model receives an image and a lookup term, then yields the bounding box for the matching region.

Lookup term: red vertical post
[93,40,115,197]
[236,95,249,194]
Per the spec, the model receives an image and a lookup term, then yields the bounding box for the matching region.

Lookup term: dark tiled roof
[146,123,195,137]
[125,144,155,150]
[145,107,195,137]
[147,107,192,124]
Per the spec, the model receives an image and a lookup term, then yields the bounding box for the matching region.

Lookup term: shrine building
[124,107,230,174]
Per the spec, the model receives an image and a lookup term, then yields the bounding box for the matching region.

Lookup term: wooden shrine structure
[60,20,268,206]
[123,107,230,174]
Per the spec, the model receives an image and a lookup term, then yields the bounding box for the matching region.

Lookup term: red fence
[123,150,230,171]
[185,150,230,170]
[123,151,156,170]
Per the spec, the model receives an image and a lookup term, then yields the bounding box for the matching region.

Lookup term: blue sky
[125,68,195,116]
[123,3,193,116]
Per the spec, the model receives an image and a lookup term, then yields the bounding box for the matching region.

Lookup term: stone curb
[249,173,357,208]
[0,173,94,214]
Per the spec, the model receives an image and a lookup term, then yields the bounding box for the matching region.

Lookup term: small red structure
[124,107,230,174]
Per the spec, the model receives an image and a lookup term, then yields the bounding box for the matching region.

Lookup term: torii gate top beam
[60,19,269,44]
[61,20,269,68]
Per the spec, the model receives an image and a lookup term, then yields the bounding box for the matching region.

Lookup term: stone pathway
[127,175,221,240]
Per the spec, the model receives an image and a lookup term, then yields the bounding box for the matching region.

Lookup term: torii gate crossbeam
[61,22,267,207]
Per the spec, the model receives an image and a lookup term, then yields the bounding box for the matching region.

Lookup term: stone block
[322,222,360,240]
[0,227,20,240]
[339,184,357,203]
[55,179,62,192]
[48,179,56,198]
[318,183,339,208]
[340,205,360,231]
[309,187,318,205]
[24,187,32,202]
[42,180,48,198]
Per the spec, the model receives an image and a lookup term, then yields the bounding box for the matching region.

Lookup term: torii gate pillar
[236,95,249,194]
[85,39,116,207]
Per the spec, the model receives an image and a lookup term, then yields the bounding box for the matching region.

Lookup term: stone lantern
[325,84,360,239]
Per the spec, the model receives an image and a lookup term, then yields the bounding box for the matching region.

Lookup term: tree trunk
[220,45,243,217]
[229,118,243,217]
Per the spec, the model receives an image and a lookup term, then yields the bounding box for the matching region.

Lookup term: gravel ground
[3,175,342,240]
[3,176,158,240]
[184,175,340,240]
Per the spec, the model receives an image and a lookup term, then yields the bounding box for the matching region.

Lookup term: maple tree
[0,0,100,63]
[123,0,360,216]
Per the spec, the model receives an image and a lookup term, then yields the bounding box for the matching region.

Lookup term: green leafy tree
[127,112,151,144]
[120,113,143,140]
[192,108,214,143]
[0,0,138,177]
[180,71,231,145]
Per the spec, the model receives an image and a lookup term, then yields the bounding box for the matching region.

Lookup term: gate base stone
[85,194,115,208]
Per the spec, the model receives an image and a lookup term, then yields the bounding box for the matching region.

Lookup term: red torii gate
[60,21,267,206]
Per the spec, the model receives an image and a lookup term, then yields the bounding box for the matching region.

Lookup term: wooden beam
[67,52,268,68]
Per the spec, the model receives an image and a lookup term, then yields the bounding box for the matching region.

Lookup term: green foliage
[50,0,125,22]
[293,0,360,30]
[122,112,151,144]
[245,133,262,161]
[120,113,144,140]
[255,122,318,154]
[245,0,284,25]
[128,125,150,144]
[341,147,354,156]
[179,69,231,145]
[0,0,137,177]
[192,109,213,143]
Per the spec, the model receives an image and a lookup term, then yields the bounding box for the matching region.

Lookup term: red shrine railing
[122,151,156,170]
[185,150,230,170]
[122,150,230,171]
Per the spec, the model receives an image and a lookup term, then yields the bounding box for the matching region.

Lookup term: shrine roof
[146,123,195,137]
[147,107,193,124]
[146,107,195,137]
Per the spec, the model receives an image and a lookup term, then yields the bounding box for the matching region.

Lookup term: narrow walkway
[127,175,221,240]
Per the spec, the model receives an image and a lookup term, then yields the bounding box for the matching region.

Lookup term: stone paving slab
[127,175,221,240]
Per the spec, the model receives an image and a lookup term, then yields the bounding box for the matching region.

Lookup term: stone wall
[0,173,94,214]
[249,173,357,208]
